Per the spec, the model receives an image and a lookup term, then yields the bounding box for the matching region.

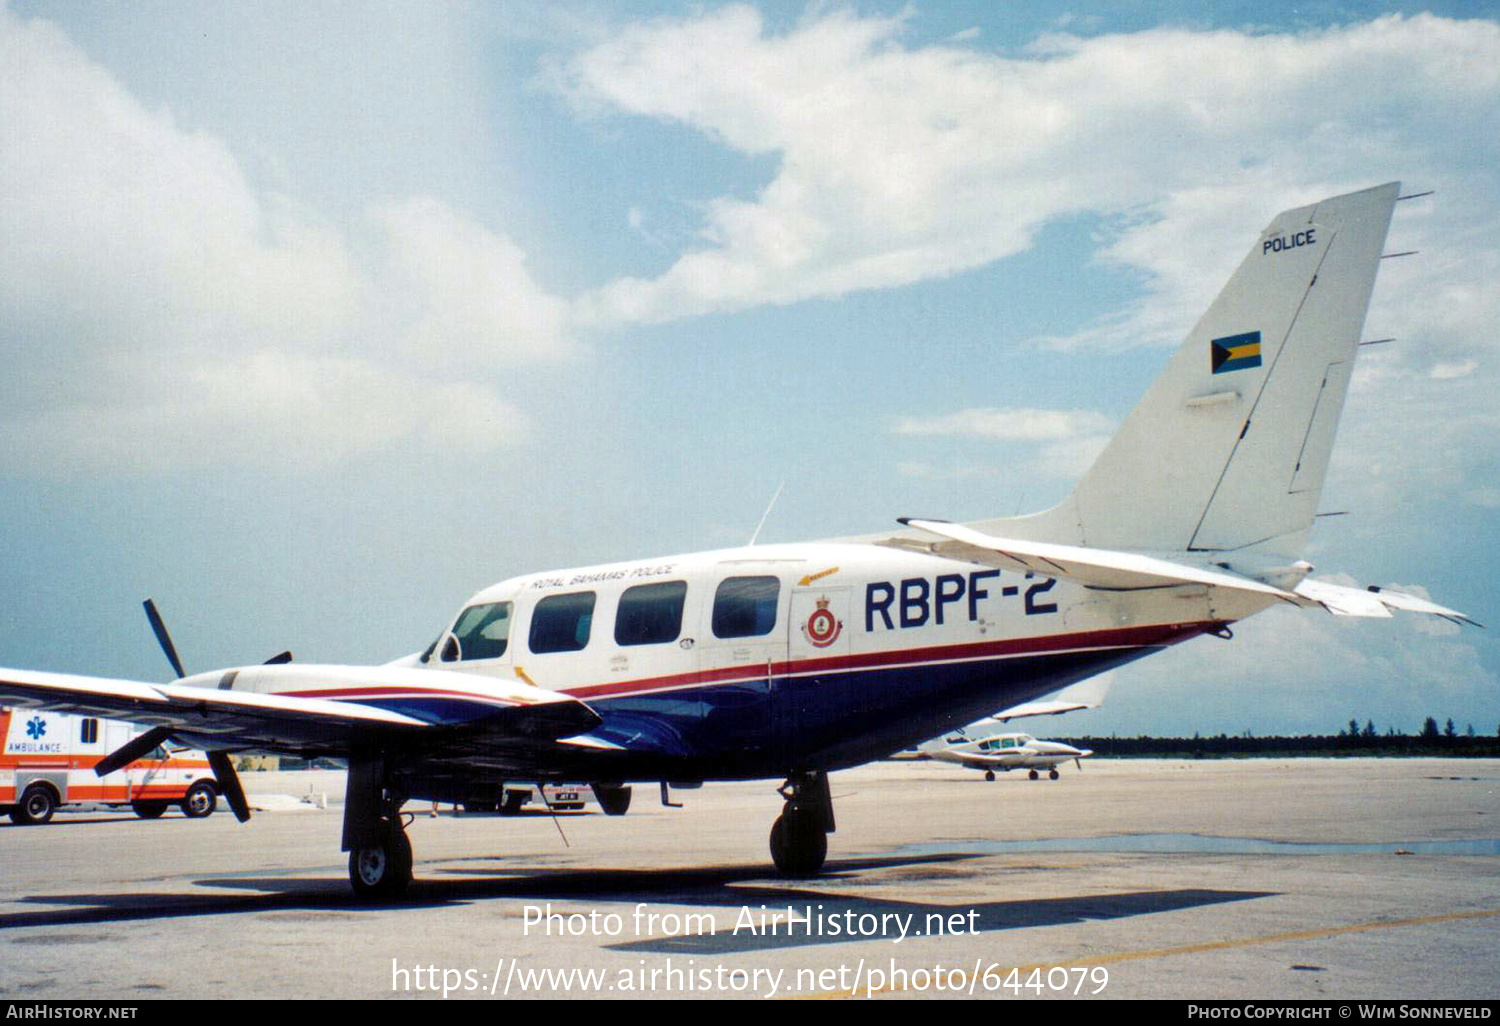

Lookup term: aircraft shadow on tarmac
[0,852,1276,941]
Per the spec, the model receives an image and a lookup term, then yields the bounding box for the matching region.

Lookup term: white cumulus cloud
[0,6,569,475]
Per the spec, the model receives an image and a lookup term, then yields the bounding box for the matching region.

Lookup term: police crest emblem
[803,596,842,648]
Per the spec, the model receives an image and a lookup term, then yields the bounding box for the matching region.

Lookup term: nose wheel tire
[770,808,827,878]
[349,826,413,900]
[181,781,218,818]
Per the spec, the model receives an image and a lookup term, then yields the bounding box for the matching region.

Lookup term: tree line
[1056,717,1500,758]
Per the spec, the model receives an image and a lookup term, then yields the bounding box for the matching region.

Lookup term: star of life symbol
[803,596,843,648]
[25,716,47,740]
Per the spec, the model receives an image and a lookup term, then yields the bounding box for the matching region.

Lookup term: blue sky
[1,1,1497,737]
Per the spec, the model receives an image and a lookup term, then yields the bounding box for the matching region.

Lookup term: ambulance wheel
[984,770,995,782]
[1028,769,1039,781]
[770,810,826,878]
[349,826,412,900]
[12,784,58,825]
[132,801,168,819]
[1049,769,1060,781]
[181,781,218,818]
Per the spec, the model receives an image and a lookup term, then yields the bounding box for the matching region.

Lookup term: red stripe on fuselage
[564,620,1215,700]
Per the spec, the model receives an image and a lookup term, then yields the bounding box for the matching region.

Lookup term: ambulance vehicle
[1,706,219,824]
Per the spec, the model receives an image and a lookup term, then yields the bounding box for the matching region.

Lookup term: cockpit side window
[449,602,514,661]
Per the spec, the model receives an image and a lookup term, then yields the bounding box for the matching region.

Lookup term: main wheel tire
[181,781,217,818]
[499,790,528,816]
[984,770,995,782]
[349,827,413,900]
[12,785,58,825]
[1049,769,1060,780]
[769,810,827,878]
[132,800,168,819]
[1028,769,1039,781]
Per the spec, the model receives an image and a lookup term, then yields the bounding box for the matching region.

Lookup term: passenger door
[780,587,853,762]
[696,571,786,759]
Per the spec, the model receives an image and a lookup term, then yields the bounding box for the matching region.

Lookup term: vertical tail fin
[982,182,1399,558]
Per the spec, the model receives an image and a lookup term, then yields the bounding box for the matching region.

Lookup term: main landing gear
[349,820,413,900]
[343,751,412,900]
[769,771,834,878]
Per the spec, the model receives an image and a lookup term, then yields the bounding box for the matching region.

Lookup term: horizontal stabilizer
[892,518,1298,602]
[1292,579,1481,627]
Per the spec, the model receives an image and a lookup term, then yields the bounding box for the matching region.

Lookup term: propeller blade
[208,752,252,823]
[94,725,174,777]
[143,599,186,679]
[263,651,293,665]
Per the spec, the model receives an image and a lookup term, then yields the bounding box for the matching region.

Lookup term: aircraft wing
[994,696,1093,721]
[994,675,1113,722]
[0,664,601,755]
[890,519,1299,601]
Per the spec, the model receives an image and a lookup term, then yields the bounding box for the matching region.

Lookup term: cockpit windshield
[446,601,513,661]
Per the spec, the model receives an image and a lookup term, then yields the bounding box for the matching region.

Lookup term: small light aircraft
[0,183,1479,898]
[892,675,1111,759]
[928,731,1092,782]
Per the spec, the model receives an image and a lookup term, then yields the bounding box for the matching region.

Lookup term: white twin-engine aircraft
[0,183,1479,898]
[927,732,1094,782]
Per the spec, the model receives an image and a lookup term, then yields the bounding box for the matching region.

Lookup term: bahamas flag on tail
[1211,331,1262,374]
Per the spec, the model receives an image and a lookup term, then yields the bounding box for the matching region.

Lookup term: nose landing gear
[769,771,834,878]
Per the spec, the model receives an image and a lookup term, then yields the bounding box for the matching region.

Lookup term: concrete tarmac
[1,758,1496,1000]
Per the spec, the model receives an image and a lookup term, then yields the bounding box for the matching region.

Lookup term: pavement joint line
[795,906,1500,999]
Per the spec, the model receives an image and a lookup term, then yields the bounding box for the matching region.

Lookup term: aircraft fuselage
[289,540,1277,782]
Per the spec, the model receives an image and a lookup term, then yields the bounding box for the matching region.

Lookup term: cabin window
[615,581,688,647]
[448,602,513,661]
[80,718,98,744]
[711,576,780,638]
[529,592,596,654]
